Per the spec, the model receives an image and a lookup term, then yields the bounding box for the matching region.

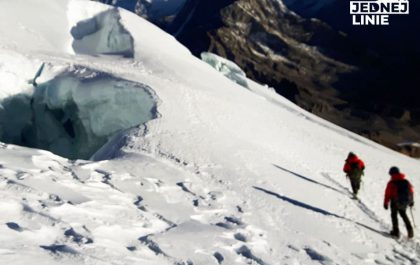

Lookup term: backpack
[349,161,364,178]
[393,179,413,209]
[350,162,360,170]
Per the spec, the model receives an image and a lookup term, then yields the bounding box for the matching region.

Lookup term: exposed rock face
[91,0,420,156]
[178,0,355,105]
[397,143,420,158]
[170,0,420,154]
[92,0,185,26]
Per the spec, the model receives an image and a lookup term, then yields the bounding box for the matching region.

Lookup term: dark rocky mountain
[91,0,185,26]
[94,0,138,11]
[93,0,420,156]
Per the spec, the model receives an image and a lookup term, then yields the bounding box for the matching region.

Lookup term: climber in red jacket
[343,152,365,197]
[384,166,414,238]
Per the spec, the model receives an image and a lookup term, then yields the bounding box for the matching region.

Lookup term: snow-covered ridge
[0,0,189,58]
[1,0,420,264]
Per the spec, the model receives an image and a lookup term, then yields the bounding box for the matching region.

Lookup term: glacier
[201,52,249,88]
[0,67,157,160]
[71,8,135,57]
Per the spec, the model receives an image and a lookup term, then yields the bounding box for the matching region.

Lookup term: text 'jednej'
[350,0,409,26]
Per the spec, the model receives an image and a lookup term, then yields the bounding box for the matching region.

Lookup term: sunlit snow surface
[1,1,420,265]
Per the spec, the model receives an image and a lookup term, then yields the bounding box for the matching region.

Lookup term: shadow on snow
[273,165,388,228]
[253,186,388,237]
[273,164,345,195]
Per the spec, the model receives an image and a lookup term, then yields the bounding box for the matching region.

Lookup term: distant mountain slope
[170,0,420,153]
[92,0,187,26]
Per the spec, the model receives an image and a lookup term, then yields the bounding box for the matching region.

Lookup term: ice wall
[71,9,135,57]
[200,52,249,88]
[0,67,157,160]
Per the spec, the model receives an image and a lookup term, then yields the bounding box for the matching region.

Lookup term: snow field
[0,0,420,264]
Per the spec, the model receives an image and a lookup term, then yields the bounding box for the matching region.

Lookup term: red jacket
[384,173,414,206]
[343,156,365,174]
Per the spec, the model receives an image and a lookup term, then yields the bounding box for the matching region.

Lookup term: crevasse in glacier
[0,67,157,160]
[200,52,249,88]
[71,8,135,57]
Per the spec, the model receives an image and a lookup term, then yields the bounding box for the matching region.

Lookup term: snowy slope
[1,1,420,265]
